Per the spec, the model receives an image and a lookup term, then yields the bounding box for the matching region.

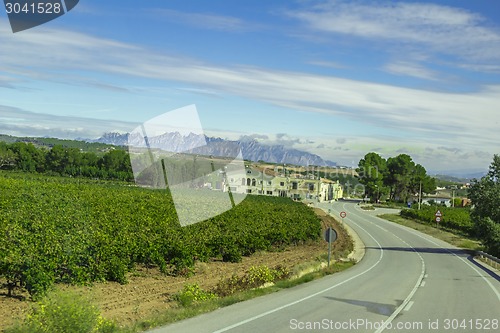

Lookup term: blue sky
[1,0,500,174]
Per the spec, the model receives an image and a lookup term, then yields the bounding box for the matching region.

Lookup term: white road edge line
[401,226,500,302]
[374,215,500,302]
[404,301,415,312]
[348,206,426,333]
[212,207,385,333]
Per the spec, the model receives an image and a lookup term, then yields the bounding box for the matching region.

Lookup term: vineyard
[400,206,473,235]
[0,172,321,298]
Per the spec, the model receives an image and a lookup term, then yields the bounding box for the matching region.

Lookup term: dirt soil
[0,208,351,331]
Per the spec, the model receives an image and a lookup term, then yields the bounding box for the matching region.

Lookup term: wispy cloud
[2,23,499,142]
[287,0,500,71]
[0,75,20,89]
[148,9,252,32]
[1,22,498,169]
[0,105,136,139]
[309,60,347,69]
[384,61,439,81]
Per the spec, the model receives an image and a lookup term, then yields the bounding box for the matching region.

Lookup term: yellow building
[226,166,342,202]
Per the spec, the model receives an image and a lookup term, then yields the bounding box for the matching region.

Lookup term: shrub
[5,290,116,333]
[213,265,291,297]
[174,283,217,307]
[400,206,473,235]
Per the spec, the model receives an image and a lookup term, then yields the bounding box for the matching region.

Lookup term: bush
[475,217,500,257]
[213,265,291,297]
[174,283,218,307]
[400,206,473,235]
[6,290,116,333]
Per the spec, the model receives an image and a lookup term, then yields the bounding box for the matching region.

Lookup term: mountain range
[94,132,337,167]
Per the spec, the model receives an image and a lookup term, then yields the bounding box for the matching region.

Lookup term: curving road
[150,202,500,333]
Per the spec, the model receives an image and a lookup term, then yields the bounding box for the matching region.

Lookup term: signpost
[324,227,338,267]
[340,211,346,225]
[435,210,442,228]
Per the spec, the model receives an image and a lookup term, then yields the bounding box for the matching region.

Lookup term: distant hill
[433,170,487,182]
[433,174,470,183]
[0,134,118,152]
[95,132,337,167]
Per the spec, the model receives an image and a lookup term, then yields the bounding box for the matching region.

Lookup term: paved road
[150,202,500,333]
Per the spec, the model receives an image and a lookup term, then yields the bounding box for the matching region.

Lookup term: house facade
[224,166,343,202]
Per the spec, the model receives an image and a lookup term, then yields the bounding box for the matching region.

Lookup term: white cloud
[308,60,347,69]
[0,22,498,170]
[287,0,500,69]
[148,9,251,32]
[0,75,18,89]
[0,105,136,139]
[384,61,439,81]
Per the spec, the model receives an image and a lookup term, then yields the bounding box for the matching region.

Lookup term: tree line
[468,155,500,256]
[357,152,436,203]
[0,141,133,181]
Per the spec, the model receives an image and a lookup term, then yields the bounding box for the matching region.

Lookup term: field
[0,172,352,330]
[0,171,323,295]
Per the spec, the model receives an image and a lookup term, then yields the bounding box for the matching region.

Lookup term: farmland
[0,171,322,298]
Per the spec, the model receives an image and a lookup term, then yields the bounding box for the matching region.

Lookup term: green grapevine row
[400,206,473,235]
[0,172,321,297]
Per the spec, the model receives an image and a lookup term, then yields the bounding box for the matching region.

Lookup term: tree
[468,155,500,256]
[385,154,415,202]
[99,149,133,180]
[45,145,67,174]
[410,164,436,204]
[0,143,17,169]
[10,142,45,172]
[357,152,387,202]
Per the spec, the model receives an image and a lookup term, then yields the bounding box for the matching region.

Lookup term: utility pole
[418,180,422,210]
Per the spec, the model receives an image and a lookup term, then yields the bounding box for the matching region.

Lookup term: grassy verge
[123,261,354,332]
[378,214,482,251]
[5,261,354,333]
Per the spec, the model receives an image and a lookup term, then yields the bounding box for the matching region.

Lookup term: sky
[1,0,500,175]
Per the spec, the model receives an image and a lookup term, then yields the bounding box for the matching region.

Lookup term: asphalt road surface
[149,202,500,333]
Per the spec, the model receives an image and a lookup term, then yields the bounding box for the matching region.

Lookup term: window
[267,181,272,185]
[252,178,256,186]
[247,178,251,186]
[292,182,298,189]
[308,183,314,191]
[266,190,273,195]
[246,189,252,194]
[280,181,285,186]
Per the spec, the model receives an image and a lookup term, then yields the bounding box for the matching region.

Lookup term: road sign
[325,227,337,242]
[340,211,347,218]
[325,227,337,267]
[435,216,441,223]
[435,210,442,217]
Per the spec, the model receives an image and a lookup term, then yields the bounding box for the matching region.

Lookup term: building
[224,165,343,202]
